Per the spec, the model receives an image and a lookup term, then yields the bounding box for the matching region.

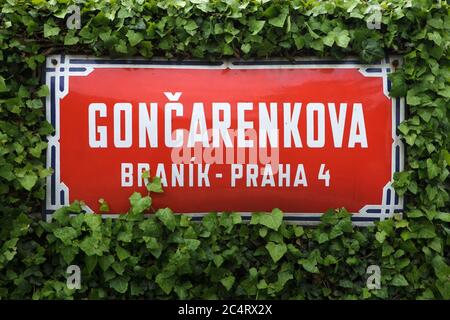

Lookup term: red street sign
[45,55,404,224]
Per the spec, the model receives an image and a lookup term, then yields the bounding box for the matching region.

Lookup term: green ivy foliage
[0,0,449,299]
[0,193,449,299]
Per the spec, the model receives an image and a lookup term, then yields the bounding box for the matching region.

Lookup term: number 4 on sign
[318,164,330,187]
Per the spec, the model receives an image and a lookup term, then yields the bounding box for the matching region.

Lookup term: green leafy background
[0,0,449,299]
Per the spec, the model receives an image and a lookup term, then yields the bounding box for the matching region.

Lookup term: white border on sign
[44,55,405,226]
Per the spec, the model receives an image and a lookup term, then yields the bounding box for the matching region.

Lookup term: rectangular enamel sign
[44,55,404,224]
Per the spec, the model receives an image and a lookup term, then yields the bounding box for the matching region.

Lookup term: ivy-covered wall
[0,0,448,299]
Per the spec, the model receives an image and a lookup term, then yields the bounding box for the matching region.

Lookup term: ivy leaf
[294,226,304,237]
[143,236,162,258]
[316,232,329,244]
[54,227,78,245]
[270,271,293,292]
[99,255,115,272]
[323,33,335,47]
[1,238,18,263]
[268,12,287,28]
[184,20,198,36]
[435,212,450,223]
[432,256,450,283]
[438,86,450,98]
[265,242,287,263]
[126,30,144,47]
[323,255,338,266]
[443,150,450,166]
[220,275,235,291]
[60,246,78,265]
[130,282,145,296]
[310,39,324,52]
[116,246,130,261]
[336,30,350,48]
[111,261,125,275]
[339,279,354,289]
[85,255,98,274]
[241,43,251,54]
[248,19,265,35]
[389,73,407,97]
[184,239,200,251]
[436,280,450,300]
[109,275,129,293]
[98,198,110,212]
[250,208,283,231]
[19,173,38,191]
[213,255,224,267]
[391,274,409,286]
[426,159,439,179]
[79,235,108,256]
[259,227,268,238]
[26,99,43,109]
[375,231,387,243]
[0,76,8,92]
[156,272,175,294]
[0,164,15,181]
[129,192,151,214]
[43,23,60,37]
[84,214,101,231]
[406,90,421,106]
[64,34,79,46]
[257,279,268,290]
[147,177,163,193]
[427,17,444,29]
[293,34,305,49]
[155,208,176,231]
[360,39,384,63]
[298,257,319,273]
